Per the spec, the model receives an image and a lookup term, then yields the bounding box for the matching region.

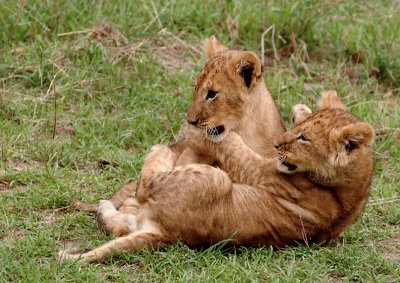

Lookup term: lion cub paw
[98,199,115,210]
[57,248,83,262]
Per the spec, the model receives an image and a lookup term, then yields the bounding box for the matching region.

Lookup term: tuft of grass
[0,0,399,281]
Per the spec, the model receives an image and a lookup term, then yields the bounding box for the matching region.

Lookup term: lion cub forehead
[195,60,232,91]
[299,110,360,133]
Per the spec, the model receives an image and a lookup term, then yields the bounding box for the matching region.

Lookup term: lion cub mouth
[206,125,225,136]
[282,161,297,171]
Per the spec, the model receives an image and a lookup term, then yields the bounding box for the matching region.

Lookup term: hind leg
[143,145,175,175]
[96,200,138,237]
[97,144,185,236]
[58,231,166,263]
[96,144,179,235]
[71,146,173,214]
[99,193,142,236]
[110,181,138,209]
[71,182,138,213]
[136,145,176,203]
[96,183,140,237]
[72,139,188,213]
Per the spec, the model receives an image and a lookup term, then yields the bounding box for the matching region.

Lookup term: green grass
[0,0,399,281]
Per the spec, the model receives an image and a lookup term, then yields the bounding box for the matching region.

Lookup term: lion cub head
[186,36,263,142]
[275,91,375,183]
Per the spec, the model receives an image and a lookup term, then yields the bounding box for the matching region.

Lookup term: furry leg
[58,231,165,263]
[96,200,137,236]
[72,182,138,213]
[136,145,175,203]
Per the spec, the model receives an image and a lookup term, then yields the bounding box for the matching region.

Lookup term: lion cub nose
[188,119,199,126]
[274,143,280,149]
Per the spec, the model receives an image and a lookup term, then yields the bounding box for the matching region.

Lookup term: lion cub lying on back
[58,91,374,263]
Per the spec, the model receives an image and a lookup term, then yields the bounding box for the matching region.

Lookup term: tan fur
[290,104,312,124]
[87,37,285,236]
[182,36,283,157]
[318,90,347,110]
[58,93,374,263]
[204,35,228,58]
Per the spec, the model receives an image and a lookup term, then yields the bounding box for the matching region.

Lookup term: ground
[0,0,399,281]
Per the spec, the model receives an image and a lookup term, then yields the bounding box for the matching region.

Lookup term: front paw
[186,127,214,154]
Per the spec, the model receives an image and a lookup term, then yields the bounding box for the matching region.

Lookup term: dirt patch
[0,159,43,175]
[85,22,146,64]
[0,179,10,191]
[327,272,346,283]
[88,22,128,47]
[64,22,202,71]
[380,237,400,262]
[150,29,202,72]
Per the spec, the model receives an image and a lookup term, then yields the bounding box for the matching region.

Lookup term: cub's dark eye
[297,134,309,142]
[206,90,218,100]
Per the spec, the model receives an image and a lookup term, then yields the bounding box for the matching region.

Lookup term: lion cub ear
[291,104,312,125]
[330,122,375,166]
[233,51,262,89]
[338,122,375,148]
[204,36,228,58]
[318,91,346,110]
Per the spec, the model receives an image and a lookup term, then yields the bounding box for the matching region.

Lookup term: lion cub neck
[235,80,284,157]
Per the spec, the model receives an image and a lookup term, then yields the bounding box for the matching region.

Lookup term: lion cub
[58,91,374,263]
[73,36,285,222]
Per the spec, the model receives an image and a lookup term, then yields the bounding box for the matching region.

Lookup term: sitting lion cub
[73,36,285,223]
[58,91,374,263]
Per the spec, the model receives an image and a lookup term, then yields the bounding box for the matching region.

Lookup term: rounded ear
[231,51,262,89]
[204,35,228,58]
[329,122,375,167]
[291,104,312,125]
[318,91,346,110]
[339,122,375,148]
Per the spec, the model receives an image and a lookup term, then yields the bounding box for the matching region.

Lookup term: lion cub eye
[206,90,218,100]
[297,134,309,142]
